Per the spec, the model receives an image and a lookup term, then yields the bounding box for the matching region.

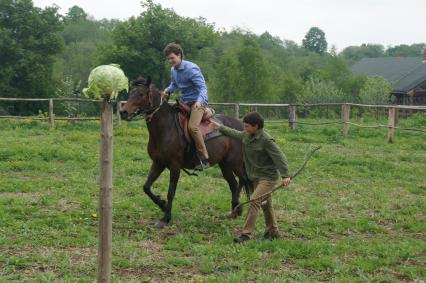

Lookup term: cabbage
[83,64,128,99]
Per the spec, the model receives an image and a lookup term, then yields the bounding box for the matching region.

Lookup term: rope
[232,145,321,213]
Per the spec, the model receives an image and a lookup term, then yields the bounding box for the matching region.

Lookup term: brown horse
[120,77,252,228]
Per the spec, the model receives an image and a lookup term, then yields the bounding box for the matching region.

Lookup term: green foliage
[210,35,275,102]
[96,0,218,87]
[3,0,424,115]
[0,0,63,100]
[297,77,348,104]
[52,6,118,96]
[340,44,386,61]
[359,76,393,105]
[386,43,426,57]
[302,27,328,54]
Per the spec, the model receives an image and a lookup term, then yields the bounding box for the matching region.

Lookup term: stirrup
[194,159,210,171]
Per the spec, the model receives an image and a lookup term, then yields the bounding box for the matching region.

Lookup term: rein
[129,96,164,122]
[144,96,164,123]
[232,145,321,213]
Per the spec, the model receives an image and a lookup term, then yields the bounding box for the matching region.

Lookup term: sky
[33,0,426,51]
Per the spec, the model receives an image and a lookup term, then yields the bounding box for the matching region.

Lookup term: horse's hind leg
[143,161,167,211]
[219,162,242,218]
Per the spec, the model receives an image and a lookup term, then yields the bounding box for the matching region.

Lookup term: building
[351,52,426,105]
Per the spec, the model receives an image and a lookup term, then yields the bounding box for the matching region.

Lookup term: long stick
[233,145,321,213]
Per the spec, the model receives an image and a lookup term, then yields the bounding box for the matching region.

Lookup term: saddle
[174,100,220,144]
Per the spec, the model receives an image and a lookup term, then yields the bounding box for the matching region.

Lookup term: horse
[119,76,252,228]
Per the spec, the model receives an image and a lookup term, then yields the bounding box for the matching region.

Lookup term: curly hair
[163,42,184,59]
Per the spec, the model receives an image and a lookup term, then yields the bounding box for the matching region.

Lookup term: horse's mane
[132,76,162,96]
[132,76,151,87]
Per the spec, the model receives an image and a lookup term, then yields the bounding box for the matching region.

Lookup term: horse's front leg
[143,161,167,211]
[156,165,180,229]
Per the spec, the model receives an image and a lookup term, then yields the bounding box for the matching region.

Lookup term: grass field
[0,114,425,282]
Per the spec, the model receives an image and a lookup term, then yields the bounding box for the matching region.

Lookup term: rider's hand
[209,119,220,130]
[194,101,201,108]
[282,177,291,187]
[161,90,169,98]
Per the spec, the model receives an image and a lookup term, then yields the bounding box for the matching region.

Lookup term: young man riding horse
[161,43,210,170]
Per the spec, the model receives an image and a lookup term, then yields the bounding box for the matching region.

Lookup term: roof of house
[351,57,426,93]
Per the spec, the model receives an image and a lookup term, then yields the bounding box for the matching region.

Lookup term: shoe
[233,234,250,243]
[194,159,210,170]
[263,230,279,240]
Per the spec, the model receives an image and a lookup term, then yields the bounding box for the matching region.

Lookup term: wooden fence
[1,98,426,143]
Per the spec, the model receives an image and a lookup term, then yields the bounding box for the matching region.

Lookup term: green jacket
[219,125,290,181]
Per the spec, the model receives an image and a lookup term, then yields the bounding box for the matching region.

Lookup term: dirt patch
[1,246,96,278]
[0,192,43,198]
[57,199,81,212]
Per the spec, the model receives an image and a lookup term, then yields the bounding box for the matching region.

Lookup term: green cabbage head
[83,64,128,99]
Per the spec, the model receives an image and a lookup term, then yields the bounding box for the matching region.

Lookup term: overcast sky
[33,0,426,51]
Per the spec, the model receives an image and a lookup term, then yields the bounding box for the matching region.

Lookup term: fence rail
[1,98,425,143]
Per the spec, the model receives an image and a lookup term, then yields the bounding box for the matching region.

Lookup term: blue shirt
[165,60,208,104]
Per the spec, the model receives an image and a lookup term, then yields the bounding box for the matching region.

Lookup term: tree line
[1,0,425,114]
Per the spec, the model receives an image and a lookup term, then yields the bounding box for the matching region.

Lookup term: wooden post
[48,99,55,129]
[342,103,350,138]
[97,99,113,283]
[394,107,399,127]
[387,107,396,143]
[234,103,240,120]
[116,101,122,126]
[288,105,297,130]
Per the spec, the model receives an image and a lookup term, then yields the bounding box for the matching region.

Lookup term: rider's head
[164,42,184,67]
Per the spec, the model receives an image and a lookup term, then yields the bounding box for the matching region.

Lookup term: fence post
[387,107,396,143]
[394,107,399,127]
[234,103,240,120]
[116,101,122,126]
[98,100,113,283]
[288,105,297,130]
[48,99,55,129]
[342,103,350,138]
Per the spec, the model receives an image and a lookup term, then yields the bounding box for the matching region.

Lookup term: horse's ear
[146,76,152,86]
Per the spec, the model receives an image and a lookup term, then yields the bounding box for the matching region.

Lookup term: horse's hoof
[219,212,238,220]
[155,220,168,229]
[235,208,243,217]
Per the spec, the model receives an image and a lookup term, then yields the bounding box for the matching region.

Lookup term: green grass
[0,115,425,282]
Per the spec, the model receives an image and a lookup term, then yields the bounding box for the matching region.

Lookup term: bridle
[144,96,164,123]
[128,84,165,122]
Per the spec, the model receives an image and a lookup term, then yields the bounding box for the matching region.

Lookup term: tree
[340,44,385,61]
[297,77,347,104]
[386,43,426,57]
[211,36,274,102]
[359,76,393,105]
[302,27,327,54]
[65,5,87,22]
[96,0,217,88]
[0,0,63,102]
[53,6,118,97]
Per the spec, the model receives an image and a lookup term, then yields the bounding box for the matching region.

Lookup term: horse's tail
[240,165,254,200]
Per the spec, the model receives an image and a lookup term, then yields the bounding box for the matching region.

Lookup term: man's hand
[209,119,220,130]
[282,177,291,187]
[161,90,169,98]
[194,101,201,108]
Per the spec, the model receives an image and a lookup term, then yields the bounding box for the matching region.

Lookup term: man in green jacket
[210,112,291,243]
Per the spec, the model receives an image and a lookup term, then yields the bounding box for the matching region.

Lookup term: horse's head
[120,76,162,121]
